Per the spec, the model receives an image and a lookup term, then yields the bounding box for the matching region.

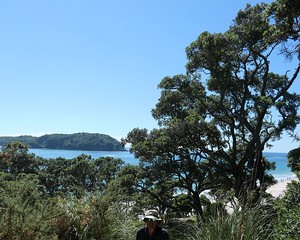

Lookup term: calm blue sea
[263,152,294,180]
[29,148,139,166]
[29,149,294,180]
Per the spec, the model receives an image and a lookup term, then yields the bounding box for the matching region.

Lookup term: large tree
[123,0,300,215]
[0,142,42,177]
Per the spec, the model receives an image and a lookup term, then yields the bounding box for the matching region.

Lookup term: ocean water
[29,149,293,180]
[264,152,294,180]
[29,148,139,166]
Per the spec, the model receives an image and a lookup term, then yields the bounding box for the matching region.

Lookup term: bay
[29,148,294,180]
[29,148,139,166]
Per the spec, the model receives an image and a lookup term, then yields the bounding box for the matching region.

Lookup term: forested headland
[0,132,126,151]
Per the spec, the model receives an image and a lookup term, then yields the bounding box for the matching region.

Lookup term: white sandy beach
[223,176,298,214]
[266,176,298,198]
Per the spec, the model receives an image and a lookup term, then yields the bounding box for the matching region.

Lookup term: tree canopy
[123,0,300,215]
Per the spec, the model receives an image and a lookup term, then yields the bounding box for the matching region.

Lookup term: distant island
[0,132,126,151]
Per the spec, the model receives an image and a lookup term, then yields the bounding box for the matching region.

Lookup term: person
[136,209,169,240]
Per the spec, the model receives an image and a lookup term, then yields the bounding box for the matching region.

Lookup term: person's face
[144,218,158,229]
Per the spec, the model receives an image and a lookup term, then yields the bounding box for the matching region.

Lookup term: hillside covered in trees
[0,133,126,151]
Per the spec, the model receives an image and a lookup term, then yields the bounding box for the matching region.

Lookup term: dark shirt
[136,225,169,240]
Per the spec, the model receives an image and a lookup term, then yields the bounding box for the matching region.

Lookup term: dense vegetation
[0,132,126,151]
[0,0,299,239]
[122,0,300,217]
[0,141,299,239]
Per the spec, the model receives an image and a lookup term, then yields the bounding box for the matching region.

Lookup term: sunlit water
[29,149,293,180]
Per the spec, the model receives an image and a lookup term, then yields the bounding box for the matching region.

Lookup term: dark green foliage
[267,0,300,52]
[0,132,125,151]
[274,146,300,239]
[0,141,138,239]
[171,194,194,216]
[38,155,124,198]
[274,180,300,239]
[123,0,299,215]
[184,2,299,204]
[0,142,42,176]
[287,147,300,174]
[0,173,59,239]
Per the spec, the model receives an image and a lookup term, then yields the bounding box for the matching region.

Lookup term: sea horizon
[28,148,294,181]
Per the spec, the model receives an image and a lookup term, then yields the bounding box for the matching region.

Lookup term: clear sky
[0,0,299,153]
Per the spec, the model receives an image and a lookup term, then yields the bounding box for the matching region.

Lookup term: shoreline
[266,175,298,198]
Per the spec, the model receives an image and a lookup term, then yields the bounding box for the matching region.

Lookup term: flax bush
[175,204,275,240]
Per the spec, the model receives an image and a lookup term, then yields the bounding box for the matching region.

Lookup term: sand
[266,176,298,198]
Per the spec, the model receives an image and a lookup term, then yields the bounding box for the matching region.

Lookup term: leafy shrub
[274,180,300,239]
[0,173,58,240]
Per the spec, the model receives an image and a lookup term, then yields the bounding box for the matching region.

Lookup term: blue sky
[0,0,299,153]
